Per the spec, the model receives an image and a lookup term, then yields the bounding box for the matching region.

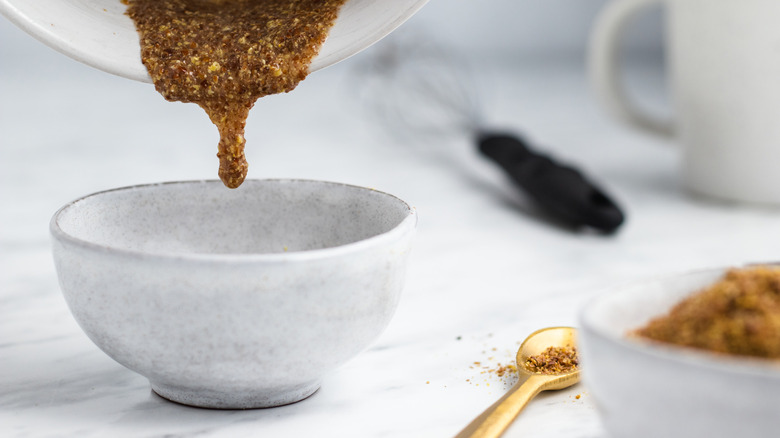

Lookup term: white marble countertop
[4,12,780,438]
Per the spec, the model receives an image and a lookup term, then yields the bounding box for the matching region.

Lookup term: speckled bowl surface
[50,179,416,409]
[579,267,780,438]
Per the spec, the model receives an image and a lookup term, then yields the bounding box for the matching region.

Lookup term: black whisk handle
[478,133,625,233]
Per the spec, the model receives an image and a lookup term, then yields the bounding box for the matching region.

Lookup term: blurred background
[407,0,663,58]
[0,0,667,192]
[0,0,664,60]
[0,0,671,271]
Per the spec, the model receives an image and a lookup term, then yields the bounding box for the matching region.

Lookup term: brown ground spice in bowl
[636,266,780,358]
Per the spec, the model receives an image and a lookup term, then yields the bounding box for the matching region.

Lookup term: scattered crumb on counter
[463,337,521,391]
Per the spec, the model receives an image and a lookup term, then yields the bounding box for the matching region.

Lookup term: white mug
[590,0,780,204]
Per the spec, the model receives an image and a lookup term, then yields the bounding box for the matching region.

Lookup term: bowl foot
[150,380,321,409]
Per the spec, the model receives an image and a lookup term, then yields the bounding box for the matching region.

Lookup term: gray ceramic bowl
[51,179,416,409]
[580,267,780,438]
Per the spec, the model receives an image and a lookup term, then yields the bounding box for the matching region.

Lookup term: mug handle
[588,0,674,138]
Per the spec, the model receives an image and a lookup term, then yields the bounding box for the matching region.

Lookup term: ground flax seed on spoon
[123,0,347,188]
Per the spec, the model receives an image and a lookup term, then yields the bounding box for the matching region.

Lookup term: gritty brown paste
[636,266,780,359]
[525,346,579,375]
[123,0,347,188]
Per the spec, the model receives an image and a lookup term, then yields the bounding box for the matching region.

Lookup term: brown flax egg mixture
[123,0,348,188]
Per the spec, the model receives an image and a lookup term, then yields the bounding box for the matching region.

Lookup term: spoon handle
[454,375,546,438]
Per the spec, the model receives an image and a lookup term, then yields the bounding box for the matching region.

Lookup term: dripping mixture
[123,0,347,188]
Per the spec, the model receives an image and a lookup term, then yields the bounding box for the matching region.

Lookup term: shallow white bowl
[579,267,780,438]
[0,0,428,82]
[50,179,416,409]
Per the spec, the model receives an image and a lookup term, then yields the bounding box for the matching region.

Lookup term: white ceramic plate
[0,0,428,82]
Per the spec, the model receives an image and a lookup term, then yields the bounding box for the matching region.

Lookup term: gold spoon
[455,327,580,438]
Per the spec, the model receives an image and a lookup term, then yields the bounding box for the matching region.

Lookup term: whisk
[354,36,625,233]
